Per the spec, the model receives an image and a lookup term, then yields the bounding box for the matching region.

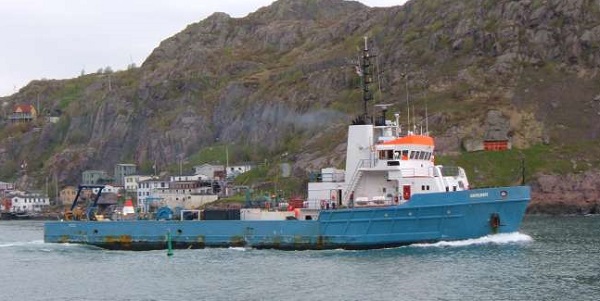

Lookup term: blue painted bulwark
[44,186,529,250]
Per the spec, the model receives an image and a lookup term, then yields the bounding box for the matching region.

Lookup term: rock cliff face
[530,171,600,215]
[2,0,600,213]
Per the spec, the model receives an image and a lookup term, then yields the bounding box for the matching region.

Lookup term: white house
[170,174,208,182]
[0,181,15,191]
[10,194,50,213]
[156,177,217,208]
[124,175,153,192]
[137,178,170,212]
[193,164,224,180]
[226,163,254,179]
[45,116,60,124]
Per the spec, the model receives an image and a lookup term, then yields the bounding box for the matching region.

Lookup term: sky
[0,0,407,97]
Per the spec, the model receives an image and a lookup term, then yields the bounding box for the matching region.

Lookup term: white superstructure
[308,116,470,208]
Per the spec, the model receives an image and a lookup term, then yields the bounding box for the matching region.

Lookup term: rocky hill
[2,0,600,213]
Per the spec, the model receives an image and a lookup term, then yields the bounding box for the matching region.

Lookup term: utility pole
[108,73,112,91]
[36,92,40,117]
[178,154,184,177]
[55,173,59,205]
[521,154,526,185]
[225,145,229,173]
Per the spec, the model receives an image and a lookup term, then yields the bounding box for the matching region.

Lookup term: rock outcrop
[530,170,600,215]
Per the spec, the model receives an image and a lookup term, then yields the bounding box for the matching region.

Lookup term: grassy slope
[437,141,600,188]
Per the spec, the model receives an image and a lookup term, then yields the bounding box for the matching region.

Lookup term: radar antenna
[374,103,393,126]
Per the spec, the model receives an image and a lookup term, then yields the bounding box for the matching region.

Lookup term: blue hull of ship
[44,186,530,250]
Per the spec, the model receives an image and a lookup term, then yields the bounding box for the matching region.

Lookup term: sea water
[0,216,599,301]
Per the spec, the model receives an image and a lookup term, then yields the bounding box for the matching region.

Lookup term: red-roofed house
[10,104,38,124]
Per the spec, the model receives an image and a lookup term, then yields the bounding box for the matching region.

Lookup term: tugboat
[44,38,530,250]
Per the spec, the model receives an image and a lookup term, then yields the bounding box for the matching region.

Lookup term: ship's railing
[440,166,460,177]
[308,171,345,183]
[358,158,374,168]
[398,167,436,177]
[304,199,340,210]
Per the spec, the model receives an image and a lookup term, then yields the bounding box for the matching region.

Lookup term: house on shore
[8,192,50,213]
[193,164,225,180]
[9,104,37,124]
[114,164,137,186]
[82,170,111,185]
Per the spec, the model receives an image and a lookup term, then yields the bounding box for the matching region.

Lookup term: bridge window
[379,150,395,160]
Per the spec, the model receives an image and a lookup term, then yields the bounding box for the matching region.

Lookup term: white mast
[405,71,410,132]
[394,113,400,137]
[412,105,416,134]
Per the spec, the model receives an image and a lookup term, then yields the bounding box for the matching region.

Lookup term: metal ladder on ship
[344,160,371,205]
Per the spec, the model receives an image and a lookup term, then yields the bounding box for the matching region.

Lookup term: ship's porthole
[93,229,98,234]
[177,229,182,234]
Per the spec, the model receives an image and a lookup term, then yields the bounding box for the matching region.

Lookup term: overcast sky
[0,0,407,97]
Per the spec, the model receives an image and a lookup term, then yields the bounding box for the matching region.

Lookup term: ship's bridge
[374,134,435,168]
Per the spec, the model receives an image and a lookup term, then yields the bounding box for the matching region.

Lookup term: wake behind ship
[44,38,530,251]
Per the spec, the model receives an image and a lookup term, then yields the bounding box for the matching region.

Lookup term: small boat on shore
[1,211,33,220]
[44,38,530,250]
